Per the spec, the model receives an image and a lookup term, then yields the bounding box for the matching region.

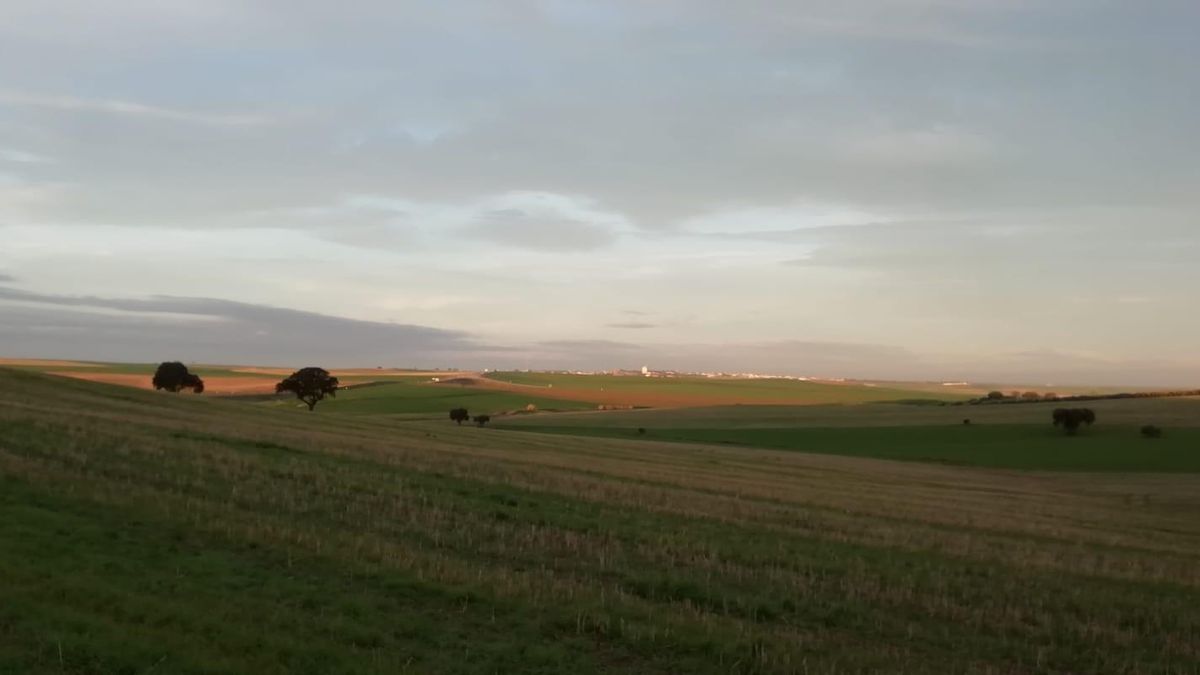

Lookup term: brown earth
[54,372,280,395]
[0,358,100,368]
[233,367,474,379]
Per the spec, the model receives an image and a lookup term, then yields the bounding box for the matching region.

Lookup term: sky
[1,1,1198,385]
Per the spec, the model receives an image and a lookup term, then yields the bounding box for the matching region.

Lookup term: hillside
[2,368,1198,673]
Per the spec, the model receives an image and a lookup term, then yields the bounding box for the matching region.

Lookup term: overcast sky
[1,1,1198,385]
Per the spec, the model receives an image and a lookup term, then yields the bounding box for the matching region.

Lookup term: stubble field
[1,367,1198,673]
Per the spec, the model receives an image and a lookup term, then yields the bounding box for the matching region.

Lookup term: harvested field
[233,367,474,379]
[53,371,281,395]
[2,367,1198,674]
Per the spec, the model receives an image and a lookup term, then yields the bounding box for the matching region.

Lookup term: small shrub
[637,427,647,435]
[1052,408,1096,435]
[962,419,971,426]
[1141,425,1163,439]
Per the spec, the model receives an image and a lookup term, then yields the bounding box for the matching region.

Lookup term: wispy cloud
[606,322,656,329]
[0,147,53,164]
[0,89,267,127]
[843,126,997,166]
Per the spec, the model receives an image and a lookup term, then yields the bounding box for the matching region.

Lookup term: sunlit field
[3,368,1198,674]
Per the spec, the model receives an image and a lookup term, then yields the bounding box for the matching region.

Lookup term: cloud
[681,202,889,235]
[462,192,629,251]
[843,127,997,166]
[606,322,656,329]
[535,339,644,354]
[0,287,489,366]
[0,89,267,127]
[0,272,15,283]
[0,147,52,164]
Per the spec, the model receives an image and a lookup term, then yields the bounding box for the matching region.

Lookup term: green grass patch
[499,424,1200,472]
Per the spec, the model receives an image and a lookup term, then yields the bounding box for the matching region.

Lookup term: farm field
[298,379,598,416]
[484,371,974,408]
[2,366,1199,674]
[495,398,1200,471]
[493,396,1200,429]
[495,424,1200,472]
[0,359,474,396]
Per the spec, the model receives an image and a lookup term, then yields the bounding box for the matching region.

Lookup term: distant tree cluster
[1052,408,1096,435]
[964,389,1200,406]
[446,408,491,426]
[153,362,204,393]
[978,390,1058,404]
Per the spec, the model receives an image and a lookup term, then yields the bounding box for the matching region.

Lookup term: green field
[495,424,1200,472]
[495,397,1200,429]
[494,398,1200,471]
[2,367,1199,674]
[298,379,598,416]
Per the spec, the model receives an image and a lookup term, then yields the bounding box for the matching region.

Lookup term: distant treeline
[955,389,1200,406]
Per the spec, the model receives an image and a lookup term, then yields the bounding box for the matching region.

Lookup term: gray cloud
[0,89,267,127]
[607,322,656,329]
[5,1,1194,232]
[0,287,490,366]
[537,339,643,353]
[465,208,618,251]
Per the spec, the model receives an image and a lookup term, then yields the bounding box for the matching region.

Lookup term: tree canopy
[449,408,469,425]
[152,362,204,393]
[275,367,339,411]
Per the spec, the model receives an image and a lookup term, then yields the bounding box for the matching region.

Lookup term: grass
[495,396,1200,429]
[287,379,598,416]
[494,424,1200,472]
[1,367,1198,673]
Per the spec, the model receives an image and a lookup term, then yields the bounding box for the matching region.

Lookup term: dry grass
[1,368,1198,674]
